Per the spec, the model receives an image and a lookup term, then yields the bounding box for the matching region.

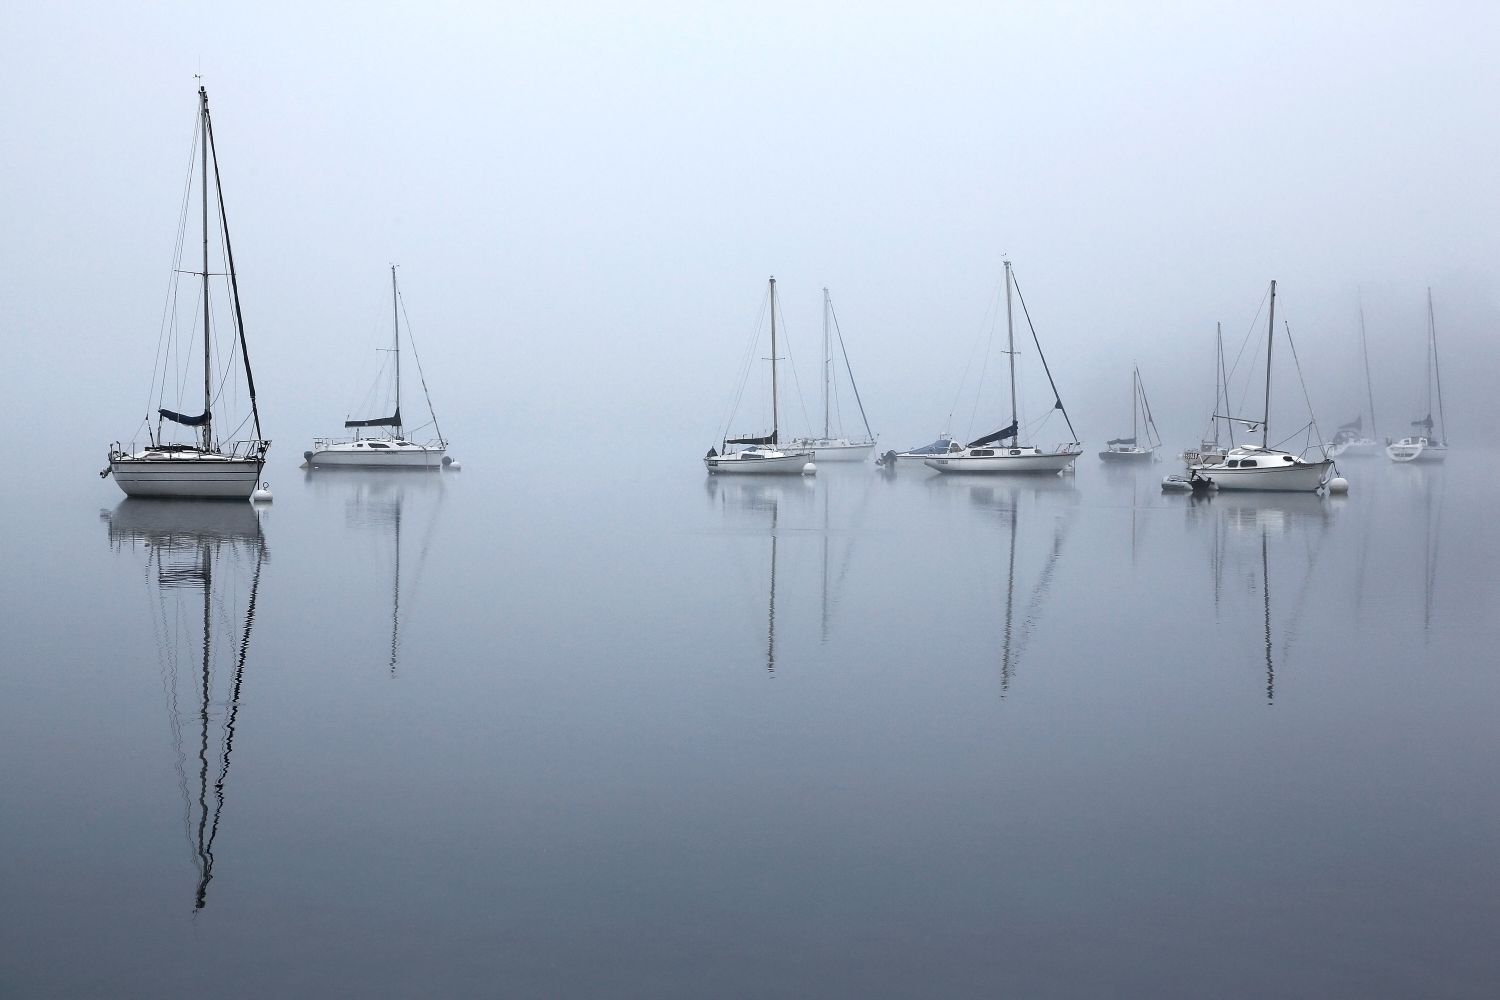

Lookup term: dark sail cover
[1339,415,1362,432]
[967,422,1018,448]
[907,436,955,455]
[1107,436,1136,446]
[345,407,402,429]
[727,433,775,446]
[159,407,210,427]
[1412,414,1434,430]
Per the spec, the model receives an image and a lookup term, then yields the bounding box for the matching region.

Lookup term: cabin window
[1226,460,1240,468]
[1011,449,1021,456]
[1282,455,1294,462]
[1240,459,1256,468]
[368,442,390,449]
[972,449,994,457]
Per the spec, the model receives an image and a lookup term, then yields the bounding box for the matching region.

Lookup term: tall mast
[1358,297,1377,439]
[1429,287,1447,444]
[822,287,831,439]
[769,276,779,446]
[1216,322,1229,448]
[1131,367,1139,441]
[200,87,212,452]
[1004,260,1017,439]
[391,265,401,433]
[1263,280,1276,449]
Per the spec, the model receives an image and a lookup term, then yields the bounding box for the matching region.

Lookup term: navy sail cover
[346,407,402,429]
[727,433,775,445]
[158,407,209,427]
[1107,436,1136,446]
[967,422,1018,448]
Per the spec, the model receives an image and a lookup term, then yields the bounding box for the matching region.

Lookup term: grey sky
[4,1,1496,461]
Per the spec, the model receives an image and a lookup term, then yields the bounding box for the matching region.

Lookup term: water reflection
[102,500,267,910]
[956,483,1078,695]
[1190,493,1336,703]
[306,469,446,675]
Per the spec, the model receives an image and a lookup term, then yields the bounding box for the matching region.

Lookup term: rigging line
[775,291,813,437]
[205,108,261,443]
[1009,270,1078,443]
[396,288,445,444]
[965,287,999,441]
[147,117,201,427]
[1229,285,1272,425]
[1282,321,1328,458]
[827,297,874,440]
[720,290,769,440]
[947,274,1002,433]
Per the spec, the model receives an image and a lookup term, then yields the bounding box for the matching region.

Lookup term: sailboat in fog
[104,86,269,499]
[705,277,814,475]
[1328,300,1382,458]
[788,288,877,461]
[1098,366,1161,463]
[1387,289,1449,463]
[306,266,449,469]
[1187,281,1332,491]
[923,260,1083,474]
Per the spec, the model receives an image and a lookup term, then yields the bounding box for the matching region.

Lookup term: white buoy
[251,481,273,502]
[802,462,818,476]
[1328,477,1349,495]
[447,460,462,472]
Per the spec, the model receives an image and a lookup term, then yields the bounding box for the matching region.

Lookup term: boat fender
[447,461,462,471]
[251,482,273,502]
[1328,477,1349,495]
[802,462,818,476]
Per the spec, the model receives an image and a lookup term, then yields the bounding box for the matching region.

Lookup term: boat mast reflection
[317,470,446,676]
[103,499,267,909]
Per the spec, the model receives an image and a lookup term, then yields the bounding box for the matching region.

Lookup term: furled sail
[727,432,775,446]
[1107,436,1136,446]
[1339,415,1362,432]
[967,422,1018,448]
[345,407,402,429]
[159,407,210,427]
[1412,414,1434,430]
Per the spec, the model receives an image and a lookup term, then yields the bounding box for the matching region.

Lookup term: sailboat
[306,266,449,469]
[705,277,815,475]
[1098,365,1162,462]
[924,260,1083,474]
[104,86,269,499]
[1183,323,1232,467]
[1386,289,1449,463]
[1328,300,1382,458]
[1187,281,1332,492]
[788,288,877,461]
[103,498,267,908]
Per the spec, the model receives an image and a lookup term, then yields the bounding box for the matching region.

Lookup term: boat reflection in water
[102,499,267,909]
[962,481,1078,696]
[305,468,447,676]
[705,478,800,674]
[1193,492,1336,703]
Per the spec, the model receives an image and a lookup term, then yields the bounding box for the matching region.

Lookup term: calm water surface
[3,450,1499,997]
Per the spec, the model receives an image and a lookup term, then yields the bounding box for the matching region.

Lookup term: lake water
[4,451,1499,997]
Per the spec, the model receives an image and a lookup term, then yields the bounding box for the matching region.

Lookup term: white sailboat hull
[705,450,813,475]
[1188,456,1332,492]
[1098,446,1157,463]
[110,452,265,499]
[1328,437,1382,458]
[1386,437,1447,463]
[307,440,447,469]
[787,439,875,462]
[924,447,1081,474]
